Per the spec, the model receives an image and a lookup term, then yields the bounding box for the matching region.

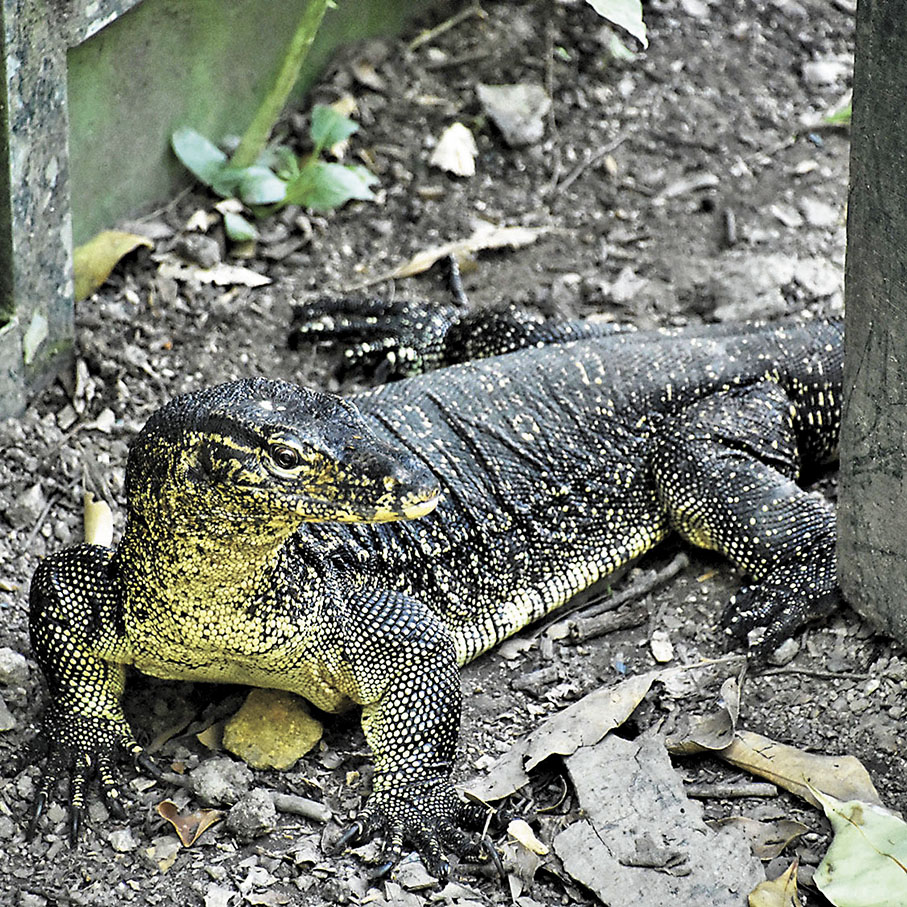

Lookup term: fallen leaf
[813,790,907,906]
[713,816,808,860]
[157,799,223,847]
[584,0,648,48]
[74,230,152,300]
[357,221,553,288]
[666,675,741,754]
[508,818,549,855]
[467,658,741,802]
[157,256,270,288]
[83,492,113,547]
[711,731,881,808]
[748,860,802,907]
[429,122,478,177]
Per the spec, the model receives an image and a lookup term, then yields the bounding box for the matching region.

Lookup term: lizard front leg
[337,587,486,878]
[28,545,155,842]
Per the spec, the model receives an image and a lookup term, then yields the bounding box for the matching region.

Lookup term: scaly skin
[29,317,843,876]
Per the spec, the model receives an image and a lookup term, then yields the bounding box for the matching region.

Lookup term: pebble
[7,483,46,530]
[0,648,28,686]
[175,233,222,269]
[190,755,254,806]
[798,196,839,228]
[802,60,850,87]
[476,83,551,147]
[0,696,17,731]
[109,827,139,852]
[226,789,277,841]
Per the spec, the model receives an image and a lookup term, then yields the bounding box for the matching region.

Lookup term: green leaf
[309,104,359,151]
[238,165,287,205]
[208,167,246,199]
[813,790,907,907]
[223,210,259,243]
[824,102,852,127]
[171,128,228,187]
[285,161,377,212]
[584,0,647,48]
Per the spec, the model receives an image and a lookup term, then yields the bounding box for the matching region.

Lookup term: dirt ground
[2,0,901,905]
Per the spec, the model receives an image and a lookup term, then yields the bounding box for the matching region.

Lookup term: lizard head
[125,378,440,535]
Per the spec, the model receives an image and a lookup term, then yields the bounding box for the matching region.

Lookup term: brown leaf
[74,230,152,300]
[713,816,808,860]
[716,731,881,808]
[748,860,802,907]
[355,222,553,288]
[157,799,223,846]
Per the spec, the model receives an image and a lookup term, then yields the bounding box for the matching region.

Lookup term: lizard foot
[290,296,461,381]
[720,559,841,658]
[26,707,161,844]
[336,778,495,881]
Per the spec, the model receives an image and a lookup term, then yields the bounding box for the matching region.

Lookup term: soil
[1,1,899,906]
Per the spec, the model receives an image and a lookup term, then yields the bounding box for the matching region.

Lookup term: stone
[223,688,323,770]
[226,789,277,841]
[109,827,139,852]
[476,83,551,147]
[0,695,15,732]
[0,648,28,686]
[798,196,840,229]
[190,755,254,806]
[802,59,850,87]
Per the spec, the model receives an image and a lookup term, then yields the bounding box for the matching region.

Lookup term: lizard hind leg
[650,379,841,655]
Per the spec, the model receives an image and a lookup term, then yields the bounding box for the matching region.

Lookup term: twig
[542,552,690,642]
[423,50,490,71]
[760,667,870,682]
[685,781,778,799]
[407,3,486,53]
[24,494,59,551]
[544,18,563,194]
[552,129,632,195]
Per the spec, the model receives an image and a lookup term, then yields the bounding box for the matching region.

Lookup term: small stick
[759,667,871,682]
[553,130,632,195]
[407,3,486,53]
[685,781,778,799]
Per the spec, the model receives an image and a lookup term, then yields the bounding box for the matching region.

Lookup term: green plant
[171,104,378,239]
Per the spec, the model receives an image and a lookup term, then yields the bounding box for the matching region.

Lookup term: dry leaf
[749,860,802,907]
[185,209,218,232]
[713,816,808,860]
[74,230,153,300]
[508,818,549,855]
[666,675,741,754]
[157,799,223,846]
[467,657,742,802]
[83,492,114,547]
[157,256,270,288]
[429,122,478,177]
[356,221,552,287]
[715,731,881,808]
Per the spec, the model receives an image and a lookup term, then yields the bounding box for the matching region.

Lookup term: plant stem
[230,0,332,169]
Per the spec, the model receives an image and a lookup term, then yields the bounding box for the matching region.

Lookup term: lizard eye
[269,443,302,472]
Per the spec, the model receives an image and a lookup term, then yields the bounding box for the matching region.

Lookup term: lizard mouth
[293,486,441,523]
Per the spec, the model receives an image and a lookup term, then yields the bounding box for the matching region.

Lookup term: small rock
[769,203,804,229]
[143,834,181,873]
[795,258,842,298]
[7,483,46,530]
[798,196,839,229]
[0,696,15,732]
[767,637,799,666]
[0,648,28,686]
[650,630,674,664]
[191,755,254,806]
[223,688,323,770]
[679,0,710,17]
[0,815,17,840]
[203,883,235,907]
[18,893,47,907]
[802,60,850,87]
[226,788,277,841]
[395,855,438,890]
[109,827,139,852]
[477,83,551,147]
[175,233,222,269]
